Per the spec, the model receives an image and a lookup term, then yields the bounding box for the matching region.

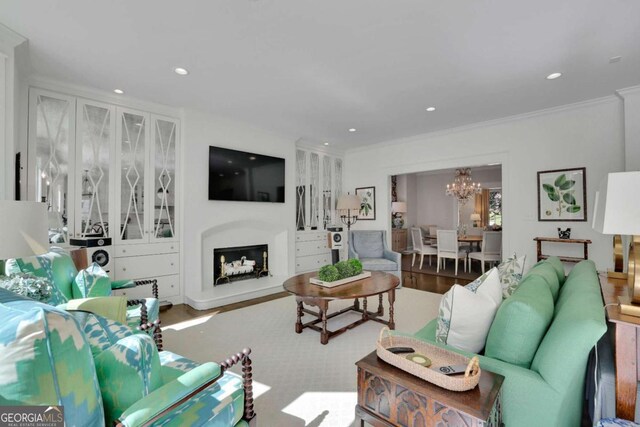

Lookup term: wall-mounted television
[208,146,285,203]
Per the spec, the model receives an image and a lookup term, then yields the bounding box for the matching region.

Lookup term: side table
[356,351,503,427]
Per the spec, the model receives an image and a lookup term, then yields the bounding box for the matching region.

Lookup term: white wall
[181,109,297,301]
[344,97,625,271]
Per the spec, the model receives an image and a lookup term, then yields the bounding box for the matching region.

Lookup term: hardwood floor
[161,255,476,325]
[160,291,289,327]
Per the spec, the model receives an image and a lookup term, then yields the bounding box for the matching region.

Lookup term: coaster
[406,353,432,367]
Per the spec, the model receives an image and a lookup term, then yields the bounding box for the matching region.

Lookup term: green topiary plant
[318,264,340,282]
[347,258,363,275]
[335,261,354,279]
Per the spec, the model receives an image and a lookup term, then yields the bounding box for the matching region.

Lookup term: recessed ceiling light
[174,67,189,76]
[219,173,224,177]
[324,142,329,146]
[234,172,239,175]
[609,56,622,64]
[426,107,436,112]
[546,72,562,80]
[349,128,357,132]
[113,89,124,94]
[249,156,256,160]
[227,160,233,164]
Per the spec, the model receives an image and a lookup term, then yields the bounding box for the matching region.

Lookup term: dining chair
[467,231,502,273]
[410,227,437,269]
[436,229,467,275]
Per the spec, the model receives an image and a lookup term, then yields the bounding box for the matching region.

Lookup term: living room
[1,1,639,426]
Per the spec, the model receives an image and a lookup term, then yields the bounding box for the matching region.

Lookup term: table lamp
[0,201,49,275]
[337,193,361,232]
[593,172,640,316]
[391,202,407,229]
[470,213,481,227]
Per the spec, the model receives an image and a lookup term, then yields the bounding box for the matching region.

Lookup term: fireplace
[213,244,269,286]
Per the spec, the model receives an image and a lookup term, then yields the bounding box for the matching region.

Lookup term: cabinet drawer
[295,254,331,272]
[296,232,327,242]
[114,242,179,258]
[113,274,179,299]
[114,253,179,280]
[296,239,329,256]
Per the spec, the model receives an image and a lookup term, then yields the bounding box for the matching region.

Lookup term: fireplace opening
[213,244,269,286]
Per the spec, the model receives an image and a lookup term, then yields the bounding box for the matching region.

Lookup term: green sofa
[415,258,607,426]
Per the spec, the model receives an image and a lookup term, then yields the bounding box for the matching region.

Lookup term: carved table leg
[388,289,396,330]
[362,297,369,320]
[295,299,304,334]
[320,300,329,345]
[377,293,384,316]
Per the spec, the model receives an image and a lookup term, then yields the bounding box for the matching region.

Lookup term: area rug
[162,287,442,427]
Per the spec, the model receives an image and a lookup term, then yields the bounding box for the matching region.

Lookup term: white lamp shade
[0,201,49,259]
[470,213,481,221]
[593,172,640,235]
[337,194,361,212]
[391,202,407,213]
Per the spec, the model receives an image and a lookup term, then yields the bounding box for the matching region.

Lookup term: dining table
[423,234,483,251]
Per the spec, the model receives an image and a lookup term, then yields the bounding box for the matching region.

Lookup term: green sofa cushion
[531,260,606,396]
[484,274,554,368]
[544,256,566,286]
[94,333,163,425]
[526,260,561,301]
[0,291,105,426]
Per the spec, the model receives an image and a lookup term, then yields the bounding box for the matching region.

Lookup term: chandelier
[445,168,481,204]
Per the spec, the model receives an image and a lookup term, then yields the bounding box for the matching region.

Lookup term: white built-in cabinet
[295,147,343,272]
[28,87,181,300]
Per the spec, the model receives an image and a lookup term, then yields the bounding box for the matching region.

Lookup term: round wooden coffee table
[283,271,400,345]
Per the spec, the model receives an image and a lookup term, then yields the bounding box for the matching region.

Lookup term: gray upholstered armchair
[348,230,401,283]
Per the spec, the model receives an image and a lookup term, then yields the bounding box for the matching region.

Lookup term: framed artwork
[537,167,587,222]
[355,186,376,220]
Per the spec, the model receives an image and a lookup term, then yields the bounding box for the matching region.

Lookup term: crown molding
[345,94,620,155]
[0,23,26,50]
[296,137,345,156]
[616,85,640,98]
[28,74,185,118]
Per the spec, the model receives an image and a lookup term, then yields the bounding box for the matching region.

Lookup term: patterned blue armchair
[348,230,402,283]
[0,288,256,427]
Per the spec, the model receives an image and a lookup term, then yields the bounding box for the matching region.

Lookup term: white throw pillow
[497,254,527,298]
[435,268,502,353]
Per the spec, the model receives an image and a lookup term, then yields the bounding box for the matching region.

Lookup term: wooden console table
[533,237,592,263]
[356,351,503,426]
[600,274,639,420]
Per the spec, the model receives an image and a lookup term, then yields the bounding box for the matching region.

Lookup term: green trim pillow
[497,254,526,298]
[72,263,112,299]
[436,268,502,353]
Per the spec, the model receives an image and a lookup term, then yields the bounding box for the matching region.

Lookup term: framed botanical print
[355,186,376,220]
[537,167,587,221]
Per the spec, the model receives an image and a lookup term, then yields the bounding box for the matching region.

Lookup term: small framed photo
[537,167,587,222]
[355,186,376,220]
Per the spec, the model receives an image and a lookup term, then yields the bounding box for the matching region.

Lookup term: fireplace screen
[213,244,269,286]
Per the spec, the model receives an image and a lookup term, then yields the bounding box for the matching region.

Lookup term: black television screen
[208,146,285,203]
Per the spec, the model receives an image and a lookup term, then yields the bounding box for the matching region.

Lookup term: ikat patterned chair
[5,246,163,348]
[0,288,256,426]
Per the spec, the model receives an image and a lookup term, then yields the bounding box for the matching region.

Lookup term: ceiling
[1,0,639,149]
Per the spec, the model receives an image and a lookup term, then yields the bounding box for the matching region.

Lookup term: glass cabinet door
[75,99,115,238]
[115,108,149,243]
[150,115,178,241]
[28,89,76,244]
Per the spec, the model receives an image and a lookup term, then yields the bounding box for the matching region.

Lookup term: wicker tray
[376,327,481,392]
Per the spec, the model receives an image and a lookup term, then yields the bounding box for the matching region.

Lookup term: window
[489,189,502,227]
